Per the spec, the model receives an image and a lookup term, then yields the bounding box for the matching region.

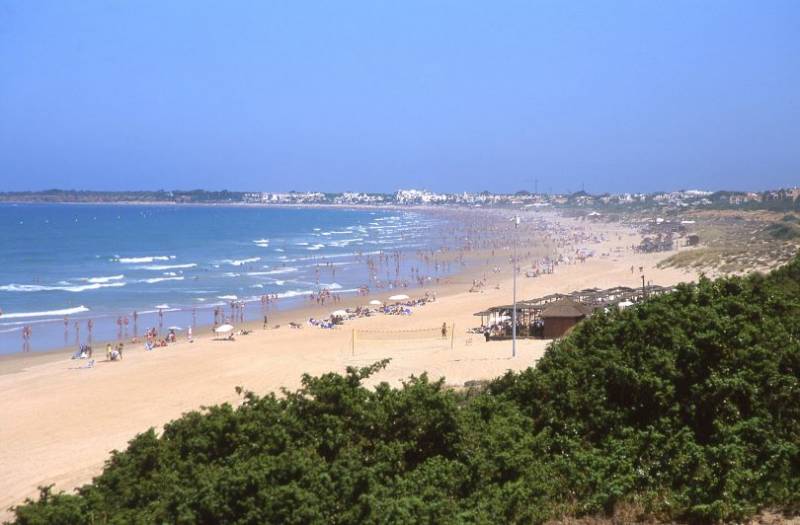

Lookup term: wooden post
[450,322,455,350]
[351,329,356,356]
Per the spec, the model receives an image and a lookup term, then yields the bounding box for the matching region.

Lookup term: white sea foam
[307,244,325,251]
[80,274,125,284]
[274,248,285,252]
[140,276,184,284]
[140,305,179,313]
[218,295,238,300]
[224,257,261,266]
[117,255,175,264]
[276,290,313,299]
[0,282,125,293]
[328,238,363,247]
[137,263,197,271]
[0,305,90,319]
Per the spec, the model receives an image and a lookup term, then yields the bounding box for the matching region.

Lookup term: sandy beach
[0,215,698,519]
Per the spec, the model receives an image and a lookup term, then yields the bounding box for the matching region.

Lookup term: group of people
[69,326,182,364]
[303,293,437,330]
[105,342,124,360]
[307,317,337,329]
[308,288,342,306]
[71,344,93,360]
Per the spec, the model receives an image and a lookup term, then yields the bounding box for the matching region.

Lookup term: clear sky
[1,1,798,194]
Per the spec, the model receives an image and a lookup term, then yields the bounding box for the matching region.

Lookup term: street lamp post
[512,215,520,357]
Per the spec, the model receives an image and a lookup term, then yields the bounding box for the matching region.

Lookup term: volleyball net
[349,323,455,355]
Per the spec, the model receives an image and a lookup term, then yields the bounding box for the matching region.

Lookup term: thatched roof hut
[540,299,591,338]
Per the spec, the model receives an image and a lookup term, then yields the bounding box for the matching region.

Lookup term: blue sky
[0,1,798,194]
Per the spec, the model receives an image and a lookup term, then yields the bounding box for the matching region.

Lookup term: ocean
[0,203,456,354]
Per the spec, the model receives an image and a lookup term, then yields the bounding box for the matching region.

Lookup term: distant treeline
[0,189,245,203]
[9,255,800,523]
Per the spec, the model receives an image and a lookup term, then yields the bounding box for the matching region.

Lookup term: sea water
[0,203,454,354]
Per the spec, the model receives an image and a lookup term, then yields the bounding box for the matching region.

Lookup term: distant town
[2,187,800,212]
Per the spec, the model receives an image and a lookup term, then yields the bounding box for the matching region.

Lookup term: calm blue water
[0,204,451,353]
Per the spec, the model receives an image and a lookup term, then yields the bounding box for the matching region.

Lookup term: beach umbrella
[388,294,409,301]
[215,324,234,334]
[369,300,383,306]
[330,309,348,317]
[168,326,182,331]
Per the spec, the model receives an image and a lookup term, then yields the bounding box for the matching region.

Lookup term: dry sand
[0,217,698,519]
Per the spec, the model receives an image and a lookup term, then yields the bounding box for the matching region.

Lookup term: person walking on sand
[441,322,448,339]
[263,314,268,329]
[106,343,112,361]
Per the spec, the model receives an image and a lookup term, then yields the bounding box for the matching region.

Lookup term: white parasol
[214,324,234,334]
[388,294,409,301]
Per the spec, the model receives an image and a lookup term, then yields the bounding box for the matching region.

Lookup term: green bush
[9,259,800,524]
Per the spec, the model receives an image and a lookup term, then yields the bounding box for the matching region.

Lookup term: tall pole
[512,215,520,358]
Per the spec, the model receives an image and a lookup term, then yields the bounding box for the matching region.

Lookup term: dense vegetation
[766,221,800,241]
[9,259,800,524]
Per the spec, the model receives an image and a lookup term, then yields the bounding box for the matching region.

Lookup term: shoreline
[0,207,554,372]
[0,212,701,519]
[0,204,506,357]
[0,258,503,375]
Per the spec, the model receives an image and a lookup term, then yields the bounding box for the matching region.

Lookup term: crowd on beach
[305,293,437,330]
[50,208,627,363]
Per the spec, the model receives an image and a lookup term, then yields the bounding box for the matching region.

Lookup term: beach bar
[475,284,675,340]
